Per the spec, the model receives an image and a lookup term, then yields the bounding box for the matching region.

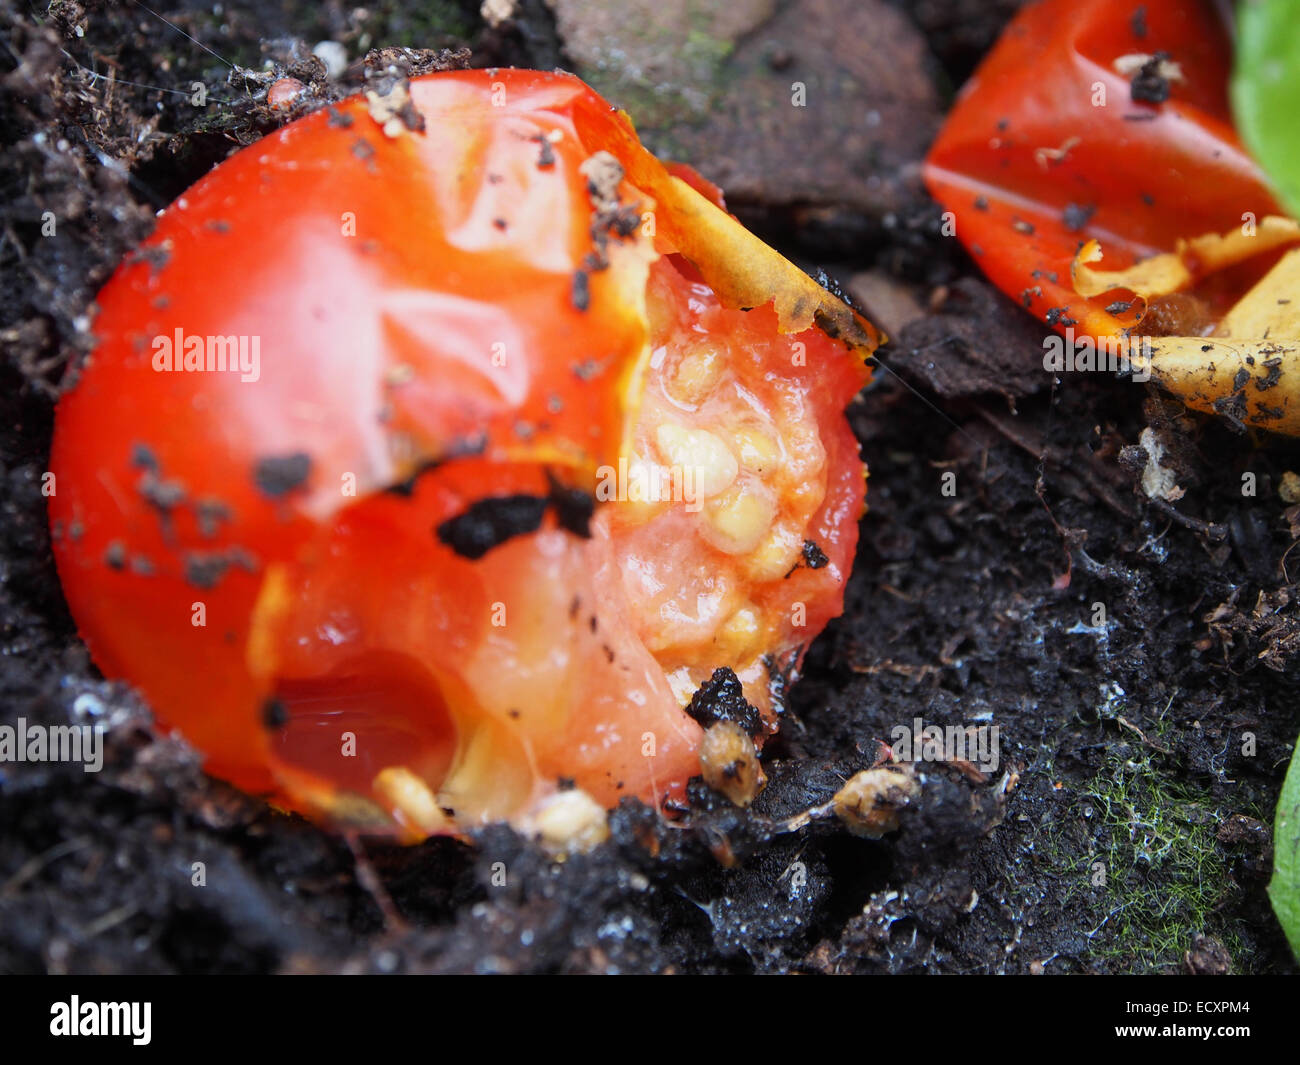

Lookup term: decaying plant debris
[1,0,1298,974]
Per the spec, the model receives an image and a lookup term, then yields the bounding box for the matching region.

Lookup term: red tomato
[923,0,1284,338]
[49,69,877,840]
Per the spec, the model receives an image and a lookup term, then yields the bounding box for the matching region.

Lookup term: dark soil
[2,0,1297,974]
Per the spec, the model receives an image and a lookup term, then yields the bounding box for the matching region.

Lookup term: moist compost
[1,0,1297,974]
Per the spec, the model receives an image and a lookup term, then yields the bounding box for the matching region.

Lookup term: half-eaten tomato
[49,69,880,843]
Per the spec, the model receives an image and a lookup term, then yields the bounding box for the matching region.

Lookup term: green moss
[564,12,744,159]
[355,0,475,50]
[1059,718,1247,973]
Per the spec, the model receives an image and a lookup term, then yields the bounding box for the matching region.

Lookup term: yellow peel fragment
[1070,219,1300,436]
[1141,337,1300,436]
[655,176,884,357]
[1129,246,1300,436]
[373,766,455,839]
[1071,216,1300,307]
[1215,247,1300,340]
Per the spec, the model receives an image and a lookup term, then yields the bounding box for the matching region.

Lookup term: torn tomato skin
[923,0,1285,340]
[47,69,878,838]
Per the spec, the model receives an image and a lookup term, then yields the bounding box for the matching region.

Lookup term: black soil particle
[1131,5,1149,40]
[571,268,590,311]
[1130,51,1173,105]
[546,479,595,539]
[436,494,549,559]
[252,453,313,498]
[801,539,830,569]
[103,541,126,571]
[685,668,766,739]
[184,553,230,590]
[262,698,290,730]
[533,133,556,169]
[437,479,595,560]
[1063,202,1096,232]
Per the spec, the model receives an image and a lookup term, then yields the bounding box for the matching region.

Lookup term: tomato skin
[923,0,1283,338]
[49,69,876,837]
[54,71,651,799]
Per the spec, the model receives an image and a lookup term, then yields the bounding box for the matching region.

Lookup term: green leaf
[1232,0,1300,217]
[1270,738,1300,961]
